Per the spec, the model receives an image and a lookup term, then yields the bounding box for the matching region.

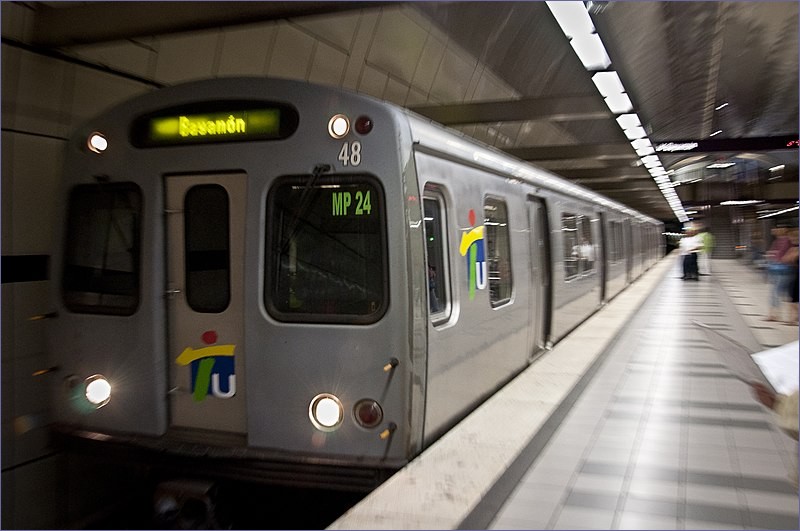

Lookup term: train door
[527,195,551,356]
[165,173,248,434]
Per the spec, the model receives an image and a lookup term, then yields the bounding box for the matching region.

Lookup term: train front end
[47,78,426,491]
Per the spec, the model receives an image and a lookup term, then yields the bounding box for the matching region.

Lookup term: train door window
[184,185,230,313]
[484,198,512,307]
[423,188,451,321]
[562,212,578,280]
[266,176,387,324]
[62,183,142,315]
[579,216,595,273]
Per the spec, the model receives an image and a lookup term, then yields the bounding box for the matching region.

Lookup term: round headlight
[87,132,108,153]
[84,374,111,408]
[328,114,350,139]
[309,393,343,431]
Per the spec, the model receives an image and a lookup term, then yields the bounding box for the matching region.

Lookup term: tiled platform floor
[488,259,798,530]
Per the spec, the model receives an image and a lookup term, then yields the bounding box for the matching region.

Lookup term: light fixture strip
[546,1,688,222]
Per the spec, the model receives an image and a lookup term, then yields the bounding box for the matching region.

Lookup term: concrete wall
[1,4,520,527]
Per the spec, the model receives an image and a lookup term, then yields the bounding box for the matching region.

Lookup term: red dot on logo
[468,209,476,226]
[202,331,218,344]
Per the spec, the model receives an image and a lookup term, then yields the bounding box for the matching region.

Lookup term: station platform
[329,254,798,530]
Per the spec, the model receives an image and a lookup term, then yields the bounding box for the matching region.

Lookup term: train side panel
[414,150,534,442]
[602,210,632,301]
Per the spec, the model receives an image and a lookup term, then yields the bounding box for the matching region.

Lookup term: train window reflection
[562,213,579,280]
[185,185,230,313]
[484,198,512,307]
[266,176,387,323]
[423,188,451,322]
[580,215,595,273]
[62,183,141,315]
[563,212,595,279]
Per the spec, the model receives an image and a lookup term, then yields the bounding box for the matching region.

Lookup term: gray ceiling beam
[409,95,611,125]
[31,2,383,47]
[553,167,649,179]
[583,181,660,192]
[504,143,636,161]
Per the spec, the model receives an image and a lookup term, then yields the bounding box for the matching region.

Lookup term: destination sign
[131,102,298,147]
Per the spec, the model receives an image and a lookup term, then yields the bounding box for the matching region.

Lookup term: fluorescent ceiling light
[641,155,660,164]
[631,138,652,151]
[706,162,735,169]
[592,71,624,97]
[604,93,633,114]
[623,126,647,140]
[545,1,596,38]
[636,146,655,156]
[616,113,641,129]
[720,199,763,206]
[715,102,729,111]
[769,165,785,172]
[710,130,722,137]
[570,34,611,70]
[758,205,800,219]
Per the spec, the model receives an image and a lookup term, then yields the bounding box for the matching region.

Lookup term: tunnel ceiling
[24,1,800,223]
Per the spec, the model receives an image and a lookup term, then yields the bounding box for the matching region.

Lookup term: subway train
[46,77,663,493]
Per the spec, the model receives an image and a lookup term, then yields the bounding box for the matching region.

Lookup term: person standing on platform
[781,228,798,325]
[679,227,702,280]
[765,226,793,321]
[697,225,714,275]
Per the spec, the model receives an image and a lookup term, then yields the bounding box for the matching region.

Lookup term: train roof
[75,76,660,226]
[402,110,661,226]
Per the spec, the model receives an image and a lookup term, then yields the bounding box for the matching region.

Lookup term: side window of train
[579,215,595,273]
[423,188,451,322]
[562,212,578,280]
[484,197,513,307]
[62,183,142,315]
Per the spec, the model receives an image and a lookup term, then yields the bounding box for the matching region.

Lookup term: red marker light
[202,330,218,344]
[355,116,373,135]
[354,399,383,428]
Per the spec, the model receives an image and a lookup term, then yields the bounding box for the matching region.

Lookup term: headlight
[84,374,111,408]
[87,132,108,153]
[309,393,343,431]
[327,114,350,139]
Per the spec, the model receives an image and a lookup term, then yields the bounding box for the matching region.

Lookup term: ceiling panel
[19,1,799,223]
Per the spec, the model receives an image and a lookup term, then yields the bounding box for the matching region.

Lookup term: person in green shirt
[697,226,714,275]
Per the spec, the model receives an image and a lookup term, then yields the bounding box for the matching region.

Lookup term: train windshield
[62,183,142,315]
[266,176,387,323]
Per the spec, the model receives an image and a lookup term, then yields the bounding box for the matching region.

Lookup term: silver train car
[48,77,663,491]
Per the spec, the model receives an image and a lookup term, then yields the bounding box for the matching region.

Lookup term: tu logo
[459,209,487,299]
